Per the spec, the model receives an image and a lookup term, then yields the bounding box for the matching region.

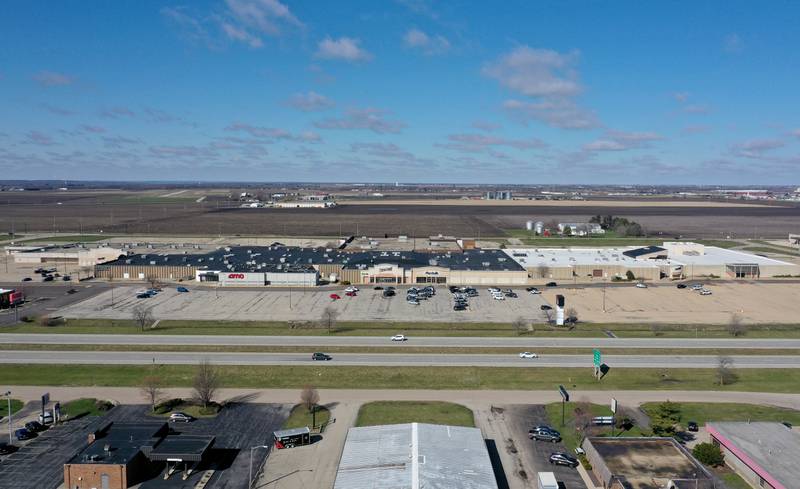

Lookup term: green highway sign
[593,349,601,367]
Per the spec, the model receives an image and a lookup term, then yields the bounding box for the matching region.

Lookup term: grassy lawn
[149,401,220,419]
[7,318,800,339]
[61,398,113,418]
[544,402,646,451]
[718,471,752,489]
[356,401,474,427]
[17,235,114,243]
[641,402,800,427]
[2,365,799,393]
[0,399,24,418]
[504,230,741,249]
[740,246,797,256]
[283,404,331,430]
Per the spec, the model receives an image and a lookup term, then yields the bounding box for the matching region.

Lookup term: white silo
[534,221,544,235]
[525,220,534,231]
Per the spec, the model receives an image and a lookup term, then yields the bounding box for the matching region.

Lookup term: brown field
[2,189,799,238]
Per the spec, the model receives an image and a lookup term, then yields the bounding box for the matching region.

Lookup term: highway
[0,350,798,368]
[2,333,800,349]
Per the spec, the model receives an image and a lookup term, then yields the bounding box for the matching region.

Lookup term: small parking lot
[0,403,288,489]
[501,405,586,489]
[57,285,552,323]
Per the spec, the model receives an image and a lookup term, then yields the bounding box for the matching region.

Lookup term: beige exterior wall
[95,265,197,281]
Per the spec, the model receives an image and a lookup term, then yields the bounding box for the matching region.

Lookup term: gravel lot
[57,286,552,323]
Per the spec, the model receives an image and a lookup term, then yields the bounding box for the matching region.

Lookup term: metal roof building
[333,423,499,489]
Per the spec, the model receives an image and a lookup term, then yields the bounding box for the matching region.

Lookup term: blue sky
[1,0,799,184]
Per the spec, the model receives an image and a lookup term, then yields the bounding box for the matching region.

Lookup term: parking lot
[0,403,288,489]
[499,405,586,489]
[57,285,552,323]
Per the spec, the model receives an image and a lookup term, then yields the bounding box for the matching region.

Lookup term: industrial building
[64,422,214,489]
[557,222,605,236]
[581,437,716,489]
[505,247,662,281]
[6,245,124,267]
[707,422,799,489]
[95,245,528,286]
[333,423,498,489]
[484,190,512,200]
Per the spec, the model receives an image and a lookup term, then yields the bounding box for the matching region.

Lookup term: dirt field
[3,190,798,238]
[541,282,800,324]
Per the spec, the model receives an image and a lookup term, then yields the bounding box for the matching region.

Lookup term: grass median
[2,364,800,393]
[355,401,474,427]
[640,402,800,426]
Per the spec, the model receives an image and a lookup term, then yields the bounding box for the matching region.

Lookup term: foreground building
[7,244,124,267]
[581,437,716,489]
[333,423,498,489]
[707,422,799,489]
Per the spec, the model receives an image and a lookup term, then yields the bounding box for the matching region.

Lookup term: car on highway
[176,286,189,293]
[169,412,194,423]
[635,282,647,288]
[546,282,558,287]
[540,304,552,310]
[390,334,407,341]
[519,352,538,359]
[14,428,34,441]
[549,452,579,468]
[687,421,699,432]
[329,293,341,300]
[676,283,687,289]
[312,352,332,361]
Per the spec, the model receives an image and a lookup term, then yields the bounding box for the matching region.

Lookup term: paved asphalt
[2,333,799,349]
[1,350,798,368]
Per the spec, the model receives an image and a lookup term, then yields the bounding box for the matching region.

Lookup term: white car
[690,284,704,290]
[529,288,541,295]
[492,294,505,301]
[635,283,647,289]
[390,334,407,341]
[345,286,359,293]
[699,289,712,295]
[519,352,538,359]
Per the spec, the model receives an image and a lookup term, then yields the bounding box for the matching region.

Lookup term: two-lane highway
[1,350,798,368]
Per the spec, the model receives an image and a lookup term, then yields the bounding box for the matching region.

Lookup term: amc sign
[227,273,245,279]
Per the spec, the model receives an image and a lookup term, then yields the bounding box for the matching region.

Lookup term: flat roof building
[707,422,800,489]
[504,247,662,281]
[333,423,498,489]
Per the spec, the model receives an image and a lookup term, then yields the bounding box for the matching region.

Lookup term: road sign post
[558,385,570,427]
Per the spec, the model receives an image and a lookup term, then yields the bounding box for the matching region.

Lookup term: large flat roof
[708,422,800,488]
[333,423,498,489]
[666,246,797,267]
[504,247,660,269]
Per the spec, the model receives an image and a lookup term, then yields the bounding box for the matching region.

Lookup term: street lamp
[249,444,270,488]
[4,391,11,445]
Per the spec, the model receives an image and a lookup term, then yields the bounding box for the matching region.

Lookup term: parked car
[22,277,32,281]
[24,421,45,433]
[390,334,407,341]
[540,304,552,311]
[549,452,579,468]
[329,293,341,300]
[699,289,712,296]
[531,429,561,442]
[519,352,538,359]
[407,299,420,305]
[529,288,541,295]
[43,276,54,282]
[312,352,332,361]
[453,304,466,311]
[176,286,189,293]
[505,291,518,298]
[382,290,395,298]
[345,291,357,297]
[687,421,699,432]
[635,282,647,289]
[690,284,704,290]
[492,294,505,301]
[0,443,16,455]
[344,286,359,293]
[136,293,150,299]
[62,275,71,281]
[169,412,194,423]
[14,428,34,441]
[676,283,687,289]
[373,286,383,290]
[546,282,558,287]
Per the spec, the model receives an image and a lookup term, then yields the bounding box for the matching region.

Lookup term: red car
[345,291,357,297]
[329,293,341,300]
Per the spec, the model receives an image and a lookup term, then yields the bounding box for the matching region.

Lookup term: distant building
[557,223,605,236]
[7,245,125,267]
[300,194,333,201]
[484,190,512,200]
[708,422,800,489]
[334,423,498,489]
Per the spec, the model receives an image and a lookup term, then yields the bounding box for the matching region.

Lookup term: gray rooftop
[333,423,498,489]
[68,423,167,465]
[708,422,800,487]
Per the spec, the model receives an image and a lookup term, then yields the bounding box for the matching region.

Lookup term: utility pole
[4,391,12,445]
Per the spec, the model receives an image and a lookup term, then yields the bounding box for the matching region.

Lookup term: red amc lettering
[227,273,245,279]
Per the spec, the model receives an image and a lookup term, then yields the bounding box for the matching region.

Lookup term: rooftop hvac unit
[149,261,156,265]
[280,257,286,263]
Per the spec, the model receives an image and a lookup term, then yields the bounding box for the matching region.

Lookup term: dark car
[453,304,467,311]
[312,352,332,361]
[0,443,17,455]
[540,304,553,311]
[24,421,45,433]
[382,290,396,298]
[43,276,54,282]
[505,292,518,298]
[529,426,561,442]
[176,286,189,293]
[677,283,687,289]
[373,286,383,290]
[22,277,32,281]
[546,282,558,287]
[687,421,699,432]
[14,428,34,441]
[549,452,579,468]
[136,293,150,299]
[62,275,71,281]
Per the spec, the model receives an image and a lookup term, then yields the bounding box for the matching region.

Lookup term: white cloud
[224,0,303,36]
[582,130,663,152]
[220,22,263,48]
[314,108,405,134]
[672,91,690,103]
[226,122,322,142]
[471,121,501,132]
[730,139,785,159]
[33,71,73,87]
[316,37,373,62]
[483,46,581,98]
[287,91,335,112]
[440,133,547,152]
[502,99,599,130]
[403,28,450,55]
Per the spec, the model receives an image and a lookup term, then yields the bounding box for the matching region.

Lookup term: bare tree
[132,305,154,332]
[192,360,221,408]
[300,385,320,412]
[728,313,747,337]
[140,375,164,412]
[565,307,578,322]
[573,399,594,443]
[320,306,339,334]
[146,275,159,289]
[716,356,736,386]
[536,264,549,279]
[511,316,529,335]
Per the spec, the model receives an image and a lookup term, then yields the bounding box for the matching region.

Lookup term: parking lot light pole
[4,391,11,444]
[249,444,270,488]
